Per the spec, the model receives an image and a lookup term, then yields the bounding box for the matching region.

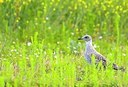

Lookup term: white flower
[46,17,49,20]
[57,42,60,44]
[27,42,32,46]
[99,36,103,39]
[93,44,97,48]
[122,53,126,56]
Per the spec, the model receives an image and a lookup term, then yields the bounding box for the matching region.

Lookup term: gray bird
[78,35,125,71]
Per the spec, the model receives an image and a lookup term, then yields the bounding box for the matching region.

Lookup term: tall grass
[0,0,128,86]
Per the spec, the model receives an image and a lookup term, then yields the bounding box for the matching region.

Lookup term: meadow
[0,0,128,86]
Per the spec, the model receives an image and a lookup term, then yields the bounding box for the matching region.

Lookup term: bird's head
[78,35,92,42]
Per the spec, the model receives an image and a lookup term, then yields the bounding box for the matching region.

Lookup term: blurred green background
[0,0,128,42]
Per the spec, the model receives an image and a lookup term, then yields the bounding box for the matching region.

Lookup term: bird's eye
[85,36,88,38]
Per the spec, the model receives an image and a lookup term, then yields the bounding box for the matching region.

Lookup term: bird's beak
[78,37,83,40]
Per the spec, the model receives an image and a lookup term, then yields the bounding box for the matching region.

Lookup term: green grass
[0,0,128,86]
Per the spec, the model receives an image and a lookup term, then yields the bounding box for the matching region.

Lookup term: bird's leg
[102,60,107,70]
[95,58,101,69]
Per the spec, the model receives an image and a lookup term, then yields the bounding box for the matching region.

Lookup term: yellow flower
[0,0,3,3]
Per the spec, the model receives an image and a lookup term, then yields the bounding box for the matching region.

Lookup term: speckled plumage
[83,35,107,69]
[78,35,125,71]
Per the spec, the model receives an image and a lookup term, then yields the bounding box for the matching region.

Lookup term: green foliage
[0,0,128,86]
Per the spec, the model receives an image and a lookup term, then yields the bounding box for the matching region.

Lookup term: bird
[78,34,125,71]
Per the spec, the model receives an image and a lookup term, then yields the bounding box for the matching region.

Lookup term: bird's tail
[112,63,126,72]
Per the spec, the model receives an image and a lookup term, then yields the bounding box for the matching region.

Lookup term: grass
[0,0,128,86]
[0,31,128,87]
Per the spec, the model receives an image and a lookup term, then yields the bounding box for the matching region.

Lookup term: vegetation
[0,0,128,86]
